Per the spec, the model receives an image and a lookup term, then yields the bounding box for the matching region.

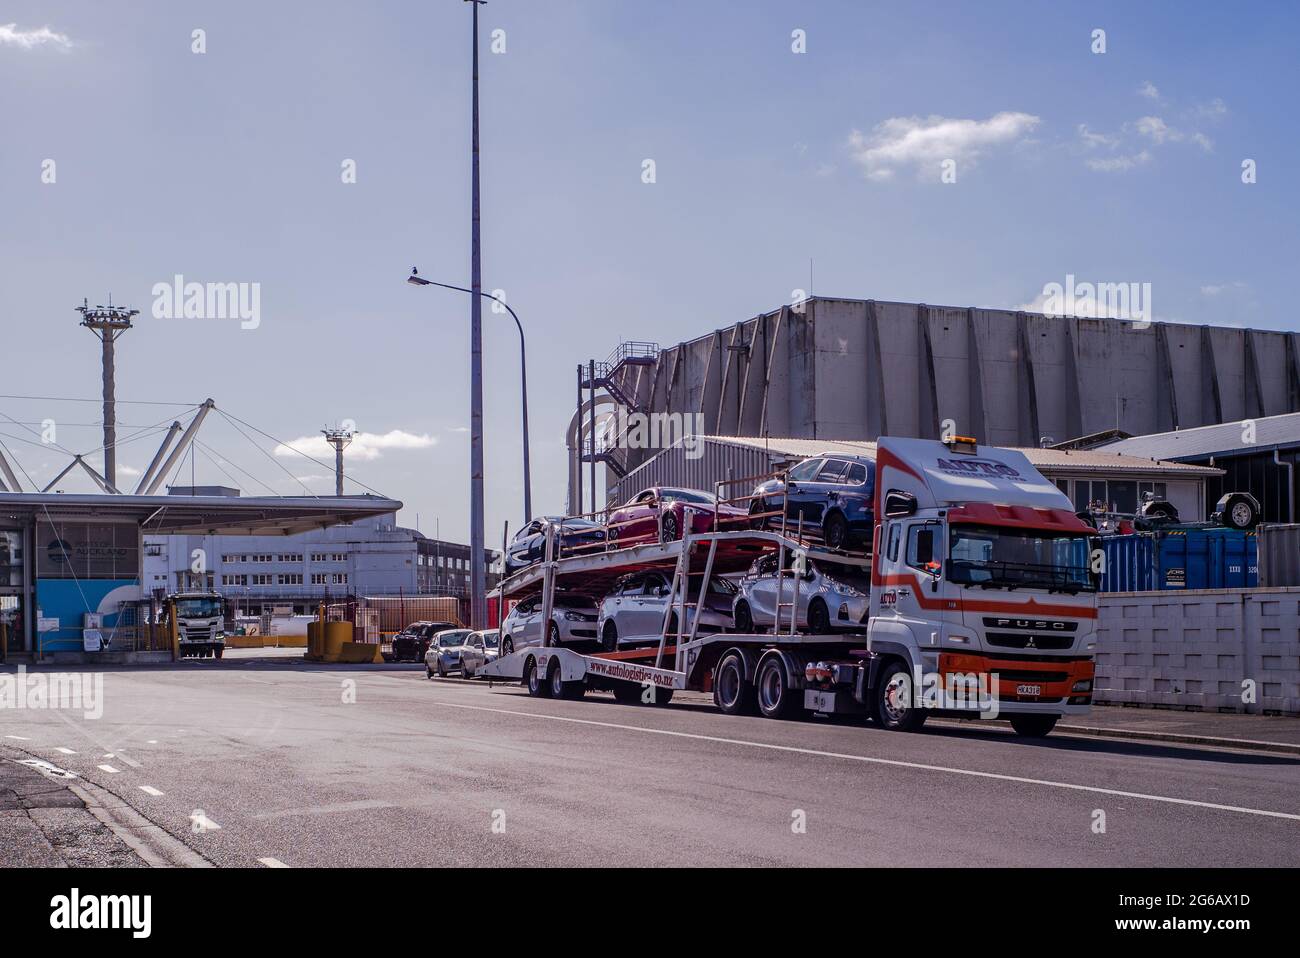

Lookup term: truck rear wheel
[1009,715,1058,738]
[755,655,800,720]
[713,651,757,715]
[870,661,927,732]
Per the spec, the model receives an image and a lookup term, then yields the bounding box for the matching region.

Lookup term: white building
[143,486,497,614]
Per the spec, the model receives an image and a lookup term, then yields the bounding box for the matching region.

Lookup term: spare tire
[1214,492,1261,530]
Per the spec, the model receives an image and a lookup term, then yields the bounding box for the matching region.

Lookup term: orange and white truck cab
[848,436,1098,735]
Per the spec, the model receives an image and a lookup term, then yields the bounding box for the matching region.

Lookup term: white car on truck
[482,436,1098,739]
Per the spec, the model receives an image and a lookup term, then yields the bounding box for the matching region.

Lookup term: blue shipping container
[1098,529,1258,592]
[1155,528,1258,591]
[1100,534,1155,592]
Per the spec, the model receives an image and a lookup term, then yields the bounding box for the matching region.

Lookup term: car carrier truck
[479,435,1099,738]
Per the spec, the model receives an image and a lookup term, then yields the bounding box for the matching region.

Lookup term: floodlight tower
[77,298,138,492]
[322,427,354,497]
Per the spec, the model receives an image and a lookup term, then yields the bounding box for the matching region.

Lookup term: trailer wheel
[1217,493,1260,530]
[1009,715,1058,738]
[823,511,849,551]
[601,621,618,652]
[524,657,550,698]
[807,598,831,634]
[713,651,757,715]
[733,600,754,633]
[870,660,927,732]
[547,661,566,699]
[755,655,800,720]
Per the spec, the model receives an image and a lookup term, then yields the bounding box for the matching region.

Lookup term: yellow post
[169,600,179,661]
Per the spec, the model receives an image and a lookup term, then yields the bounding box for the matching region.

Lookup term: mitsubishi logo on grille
[1025,636,1037,649]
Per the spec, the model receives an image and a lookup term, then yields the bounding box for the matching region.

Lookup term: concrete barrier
[1095,588,1300,715]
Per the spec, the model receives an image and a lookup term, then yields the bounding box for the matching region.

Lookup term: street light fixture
[408,268,532,523]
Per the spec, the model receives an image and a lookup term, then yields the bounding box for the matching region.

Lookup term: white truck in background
[171,591,228,659]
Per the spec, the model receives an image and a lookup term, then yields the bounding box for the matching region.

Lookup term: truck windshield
[175,598,222,618]
[948,525,1095,594]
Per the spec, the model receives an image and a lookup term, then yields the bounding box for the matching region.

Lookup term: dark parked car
[391,620,457,663]
[606,486,749,545]
[750,454,876,550]
[504,516,606,574]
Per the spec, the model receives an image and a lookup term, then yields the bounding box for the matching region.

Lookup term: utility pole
[322,427,353,496]
[467,0,488,628]
[77,299,137,492]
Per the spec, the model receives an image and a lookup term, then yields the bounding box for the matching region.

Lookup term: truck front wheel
[1009,715,1058,738]
[870,661,927,732]
[213,646,223,660]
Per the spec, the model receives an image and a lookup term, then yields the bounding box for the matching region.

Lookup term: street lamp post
[408,270,531,522]
[468,0,488,628]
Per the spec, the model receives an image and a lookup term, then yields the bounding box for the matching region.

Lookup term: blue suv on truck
[750,454,876,550]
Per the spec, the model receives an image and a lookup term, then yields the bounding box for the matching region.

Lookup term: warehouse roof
[1097,412,1300,461]
[0,491,403,535]
[699,436,1222,477]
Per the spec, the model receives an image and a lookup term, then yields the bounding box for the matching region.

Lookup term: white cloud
[1138,80,1162,101]
[1085,150,1151,172]
[1014,291,1128,319]
[1077,123,1119,149]
[1194,97,1228,120]
[274,429,437,462]
[847,111,1040,180]
[1190,131,1214,152]
[1201,281,1246,297]
[0,23,72,50]
[1134,115,1180,144]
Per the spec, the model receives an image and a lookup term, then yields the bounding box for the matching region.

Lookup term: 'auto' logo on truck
[936,458,1022,478]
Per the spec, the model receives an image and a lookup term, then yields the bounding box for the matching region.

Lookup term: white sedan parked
[459,629,500,678]
[732,554,869,634]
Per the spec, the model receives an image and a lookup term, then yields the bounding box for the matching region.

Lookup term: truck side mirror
[885,491,918,518]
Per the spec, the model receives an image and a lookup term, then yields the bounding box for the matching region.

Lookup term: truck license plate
[1016,684,1042,696]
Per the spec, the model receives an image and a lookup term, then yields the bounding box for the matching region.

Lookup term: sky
[1,0,1296,545]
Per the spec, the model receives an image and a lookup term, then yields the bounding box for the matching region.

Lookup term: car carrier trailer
[479,436,1100,737]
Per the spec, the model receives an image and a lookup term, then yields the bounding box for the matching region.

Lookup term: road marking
[252,799,397,821]
[258,857,289,868]
[55,747,77,755]
[97,764,120,774]
[190,812,221,832]
[428,698,1300,824]
[5,735,30,741]
[147,740,158,744]
[15,758,77,780]
[138,785,164,796]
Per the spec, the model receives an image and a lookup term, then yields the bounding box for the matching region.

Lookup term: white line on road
[258,857,289,868]
[190,812,222,832]
[97,764,120,774]
[55,747,76,755]
[428,698,1300,824]
[138,785,164,796]
[5,735,29,741]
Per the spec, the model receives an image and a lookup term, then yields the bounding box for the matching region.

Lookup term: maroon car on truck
[606,486,748,545]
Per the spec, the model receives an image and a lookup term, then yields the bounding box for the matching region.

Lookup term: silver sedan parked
[732,554,869,634]
[459,629,500,678]
[425,628,473,678]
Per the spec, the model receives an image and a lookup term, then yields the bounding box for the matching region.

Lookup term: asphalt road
[3,654,1299,867]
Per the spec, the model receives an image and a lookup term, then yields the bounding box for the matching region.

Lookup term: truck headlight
[1072,679,1092,693]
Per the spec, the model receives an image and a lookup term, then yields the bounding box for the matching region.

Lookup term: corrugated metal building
[607,435,1221,522]
[1100,412,1300,523]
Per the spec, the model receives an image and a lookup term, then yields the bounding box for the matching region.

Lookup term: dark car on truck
[505,516,607,575]
[750,454,876,550]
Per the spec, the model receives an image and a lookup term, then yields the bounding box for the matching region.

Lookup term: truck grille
[986,632,1074,651]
